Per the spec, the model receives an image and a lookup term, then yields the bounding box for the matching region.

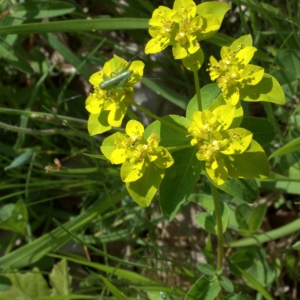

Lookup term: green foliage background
[0,0,300,299]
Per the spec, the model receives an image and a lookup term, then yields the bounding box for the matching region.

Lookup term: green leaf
[235,203,267,236]
[230,35,253,49]
[160,147,202,221]
[126,161,164,207]
[224,140,270,179]
[49,259,71,296]
[100,131,124,161]
[275,49,300,76]
[203,234,214,266]
[10,1,75,19]
[258,176,300,195]
[4,150,33,170]
[0,268,51,298]
[0,39,33,73]
[240,117,275,147]
[50,253,157,286]
[0,15,23,45]
[271,68,296,102]
[195,212,217,235]
[229,248,256,275]
[224,293,255,300]
[0,18,149,35]
[144,115,190,147]
[99,275,130,300]
[230,247,279,293]
[219,276,234,293]
[273,49,300,101]
[196,263,215,276]
[0,199,28,234]
[269,137,300,158]
[0,276,12,291]
[182,48,204,71]
[185,276,221,300]
[186,84,221,119]
[207,94,244,129]
[215,177,258,204]
[240,73,286,105]
[192,194,229,234]
[197,2,230,23]
[231,264,275,300]
[88,112,111,136]
[0,191,126,270]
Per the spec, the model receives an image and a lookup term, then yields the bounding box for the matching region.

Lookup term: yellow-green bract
[99,60,133,91]
[85,55,145,135]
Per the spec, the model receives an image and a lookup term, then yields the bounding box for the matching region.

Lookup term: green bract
[101,120,174,206]
[145,0,230,70]
[85,55,144,135]
[208,35,286,105]
[188,105,270,185]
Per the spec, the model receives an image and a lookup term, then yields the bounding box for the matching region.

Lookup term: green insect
[99,59,134,91]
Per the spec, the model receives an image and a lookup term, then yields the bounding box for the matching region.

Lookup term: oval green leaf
[240,117,275,147]
[193,194,229,234]
[4,151,33,171]
[235,203,267,236]
[240,73,286,105]
[185,276,221,300]
[160,147,202,221]
[88,112,111,136]
[213,177,258,204]
[223,140,270,179]
[186,84,221,119]
[126,161,164,207]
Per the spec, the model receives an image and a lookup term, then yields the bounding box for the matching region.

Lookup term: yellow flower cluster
[101,120,174,183]
[188,105,254,185]
[208,42,264,105]
[145,0,229,65]
[85,55,144,135]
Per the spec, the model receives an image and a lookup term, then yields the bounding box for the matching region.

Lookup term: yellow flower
[172,0,221,59]
[208,44,264,105]
[145,6,176,54]
[101,120,174,183]
[145,0,230,63]
[188,105,253,185]
[85,55,144,134]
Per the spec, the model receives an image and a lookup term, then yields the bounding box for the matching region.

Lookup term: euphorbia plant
[84,0,285,298]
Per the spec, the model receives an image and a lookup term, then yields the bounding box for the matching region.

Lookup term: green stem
[210,182,224,300]
[193,70,202,111]
[0,121,75,136]
[166,144,193,153]
[0,106,87,128]
[129,100,187,134]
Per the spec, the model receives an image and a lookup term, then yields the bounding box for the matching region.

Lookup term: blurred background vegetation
[0,0,299,299]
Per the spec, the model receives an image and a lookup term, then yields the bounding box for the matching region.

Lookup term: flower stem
[193,70,202,111]
[210,182,224,300]
[129,100,187,134]
[166,144,193,153]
